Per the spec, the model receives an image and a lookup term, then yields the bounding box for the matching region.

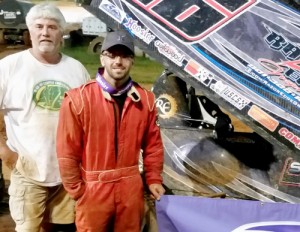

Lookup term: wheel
[0,29,6,45]
[23,30,31,46]
[88,36,105,54]
[69,29,84,47]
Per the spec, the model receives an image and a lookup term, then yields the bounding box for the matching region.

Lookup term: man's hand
[148,183,165,201]
[1,150,18,170]
[0,136,18,170]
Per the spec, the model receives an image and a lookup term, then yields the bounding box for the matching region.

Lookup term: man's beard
[38,43,56,53]
[108,68,130,81]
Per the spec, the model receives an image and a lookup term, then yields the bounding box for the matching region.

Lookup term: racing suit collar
[101,85,140,102]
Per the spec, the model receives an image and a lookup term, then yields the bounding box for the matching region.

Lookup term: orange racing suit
[56,81,164,232]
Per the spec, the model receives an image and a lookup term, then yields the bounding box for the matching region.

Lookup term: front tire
[88,36,104,54]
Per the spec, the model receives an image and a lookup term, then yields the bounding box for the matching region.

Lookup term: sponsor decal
[33,81,70,111]
[248,105,279,132]
[264,25,300,61]
[154,40,185,66]
[279,158,300,187]
[124,17,184,66]
[244,25,300,109]
[259,59,300,97]
[185,59,250,110]
[124,17,156,44]
[99,0,125,23]
[155,94,177,119]
[185,60,215,86]
[288,161,300,174]
[278,127,300,150]
[245,63,300,109]
[184,59,200,76]
[212,81,250,110]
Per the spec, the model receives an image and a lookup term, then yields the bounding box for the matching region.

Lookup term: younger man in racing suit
[56,30,165,232]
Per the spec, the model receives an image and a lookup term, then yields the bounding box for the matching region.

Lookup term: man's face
[100,45,134,85]
[29,18,63,55]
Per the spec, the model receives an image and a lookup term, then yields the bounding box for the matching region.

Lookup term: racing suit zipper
[113,103,119,161]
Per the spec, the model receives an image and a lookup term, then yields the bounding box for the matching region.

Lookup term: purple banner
[156,195,300,232]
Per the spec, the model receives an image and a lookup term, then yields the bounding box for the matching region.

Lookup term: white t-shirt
[0,49,90,186]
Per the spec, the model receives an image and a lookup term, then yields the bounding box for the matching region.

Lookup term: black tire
[88,36,105,54]
[0,30,6,45]
[69,29,84,47]
[23,30,31,46]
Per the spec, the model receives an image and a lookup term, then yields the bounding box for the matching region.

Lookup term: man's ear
[100,55,104,66]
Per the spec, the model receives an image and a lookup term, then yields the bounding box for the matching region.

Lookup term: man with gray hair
[0,3,90,231]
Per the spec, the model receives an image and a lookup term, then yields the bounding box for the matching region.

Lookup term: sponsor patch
[248,105,279,132]
[155,94,177,119]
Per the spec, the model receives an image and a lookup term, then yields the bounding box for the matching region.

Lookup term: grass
[61,45,164,84]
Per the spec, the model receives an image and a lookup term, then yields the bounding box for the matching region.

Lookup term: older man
[0,3,90,231]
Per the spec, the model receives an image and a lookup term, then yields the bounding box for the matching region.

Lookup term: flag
[156,195,300,232]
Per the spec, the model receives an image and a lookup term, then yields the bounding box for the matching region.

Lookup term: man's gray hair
[26,3,67,33]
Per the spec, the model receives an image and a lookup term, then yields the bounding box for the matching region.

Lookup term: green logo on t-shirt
[33,81,70,111]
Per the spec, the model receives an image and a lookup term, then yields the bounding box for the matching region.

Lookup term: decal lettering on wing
[264,25,300,61]
[185,59,250,110]
[99,0,125,22]
[258,26,300,106]
[279,157,300,187]
[155,94,177,119]
[248,105,279,132]
[279,128,300,150]
[130,0,257,42]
